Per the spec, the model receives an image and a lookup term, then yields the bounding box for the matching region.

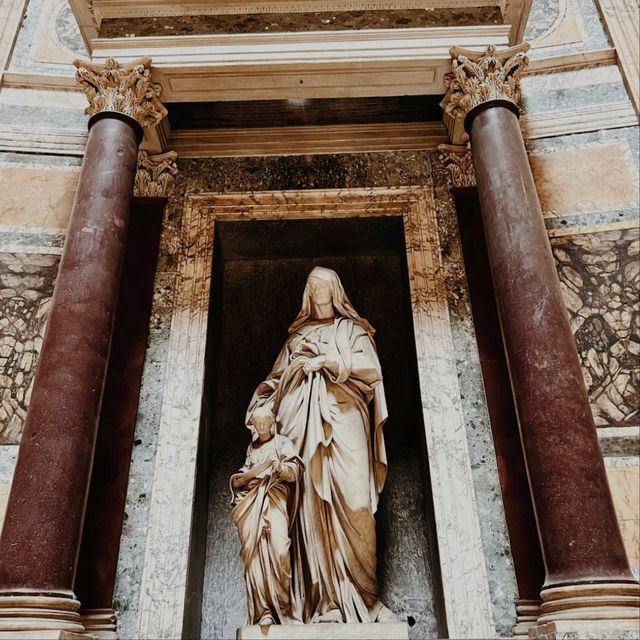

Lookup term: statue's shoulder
[336,316,367,338]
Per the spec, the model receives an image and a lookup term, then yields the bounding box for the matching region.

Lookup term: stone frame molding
[135,186,497,639]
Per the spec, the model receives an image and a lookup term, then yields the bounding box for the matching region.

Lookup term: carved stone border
[594,0,639,117]
[135,186,496,639]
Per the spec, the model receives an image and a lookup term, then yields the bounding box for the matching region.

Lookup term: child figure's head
[249,406,275,442]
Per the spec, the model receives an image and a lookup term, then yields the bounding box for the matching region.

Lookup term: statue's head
[289,266,376,336]
[306,266,336,307]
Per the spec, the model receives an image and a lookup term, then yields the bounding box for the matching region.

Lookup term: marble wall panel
[113,270,175,637]
[528,0,584,50]
[525,0,612,59]
[529,142,638,217]
[606,466,640,570]
[551,228,639,428]
[520,65,629,116]
[0,445,18,532]
[0,163,79,229]
[0,252,59,444]
[9,0,85,75]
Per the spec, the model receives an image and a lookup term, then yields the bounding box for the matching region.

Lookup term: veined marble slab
[237,622,410,639]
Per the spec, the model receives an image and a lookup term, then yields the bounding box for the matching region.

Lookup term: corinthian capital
[438,144,476,188]
[441,43,530,144]
[134,150,179,198]
[74,57,167,128]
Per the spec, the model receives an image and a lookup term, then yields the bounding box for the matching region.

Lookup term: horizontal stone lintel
[89,25,510,101]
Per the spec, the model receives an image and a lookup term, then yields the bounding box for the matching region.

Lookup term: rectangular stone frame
[135,186,496,639]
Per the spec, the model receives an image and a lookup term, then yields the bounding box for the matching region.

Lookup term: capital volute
[134,150,179,198]
[73,57,168,130]
[441,43,530,144]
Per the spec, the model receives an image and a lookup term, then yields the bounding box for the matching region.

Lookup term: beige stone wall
[529,142,638,218]
[606,466,640,572]
[0,481,9,531]
[0,164,78,229]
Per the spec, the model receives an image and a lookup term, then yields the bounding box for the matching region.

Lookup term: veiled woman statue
[244,266,394,625]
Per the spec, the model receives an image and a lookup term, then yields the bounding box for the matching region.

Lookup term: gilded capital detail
[134,150,179,197]
[443,43,530,119]
[74,57,167,128]
[438,144,476,188]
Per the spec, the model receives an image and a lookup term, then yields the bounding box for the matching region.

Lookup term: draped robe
[230,434,303,625]
[247,316,388,623]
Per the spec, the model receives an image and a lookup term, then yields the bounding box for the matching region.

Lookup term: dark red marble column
[453,44,639,625]
[0,112,140,634]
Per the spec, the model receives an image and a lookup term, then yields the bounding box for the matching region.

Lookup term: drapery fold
[246,315,389,623]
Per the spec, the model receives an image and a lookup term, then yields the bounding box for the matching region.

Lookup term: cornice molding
[441,42,530,143]
[0,102,635,158]
[74,56,167,128]
[134,150,179,197]
[68,0,99,53]
[0,48,617,96]
[169,122,449,157]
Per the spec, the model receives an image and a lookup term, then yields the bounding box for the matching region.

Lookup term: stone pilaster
[443,44,640,639]
[134,150,179,198]
[0,57,166,640]
[437,143,476,188]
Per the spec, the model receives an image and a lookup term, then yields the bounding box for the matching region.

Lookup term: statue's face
[308,276,333,306]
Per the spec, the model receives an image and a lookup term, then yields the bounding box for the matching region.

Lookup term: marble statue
[233,266,395,627]
[230,406,304,626]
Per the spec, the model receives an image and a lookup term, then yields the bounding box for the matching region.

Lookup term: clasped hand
[303,355,326,374]
[272,460,294,482]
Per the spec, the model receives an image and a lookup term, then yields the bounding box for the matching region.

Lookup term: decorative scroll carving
[438,144,476,188]
[441,43,530,144]
[74,57,167,128]
[134,150,178,197]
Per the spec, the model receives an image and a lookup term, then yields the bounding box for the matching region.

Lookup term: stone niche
[189,216,442,639]
[137,187,496,640]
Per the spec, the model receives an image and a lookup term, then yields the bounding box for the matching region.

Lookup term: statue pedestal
[237,622,410,639]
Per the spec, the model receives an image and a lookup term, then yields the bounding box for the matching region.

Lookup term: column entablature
[441,43,530,145]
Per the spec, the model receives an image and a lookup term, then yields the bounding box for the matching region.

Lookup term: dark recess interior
[187,217,445,640]
[168,95,444,129]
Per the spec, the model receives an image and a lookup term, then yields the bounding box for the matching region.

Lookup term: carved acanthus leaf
[135,150,179,197]
[74,57,167,128]
[442,43,530,120]
[438,144,476,188]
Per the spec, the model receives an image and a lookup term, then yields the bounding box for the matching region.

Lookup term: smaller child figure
[230,406,304,627]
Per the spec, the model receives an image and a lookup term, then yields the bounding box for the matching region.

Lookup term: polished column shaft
[0,114,138,593]
[468,103,634,589]
[0,58,165,637]
[442,43,639,628]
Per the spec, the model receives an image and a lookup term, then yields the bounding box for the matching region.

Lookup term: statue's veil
[288,266,375,336]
